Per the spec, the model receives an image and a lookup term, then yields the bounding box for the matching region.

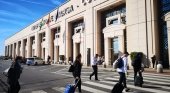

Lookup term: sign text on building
[56,5,74,21]
[82,0,93,5]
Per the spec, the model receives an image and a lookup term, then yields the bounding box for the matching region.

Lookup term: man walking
[117,52,130,92]
[90,54,99,80]
[132,53,143,87]
[47,55,51,64]
[151,55,156,68]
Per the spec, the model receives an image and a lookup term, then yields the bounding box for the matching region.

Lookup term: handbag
[68,65,74,72]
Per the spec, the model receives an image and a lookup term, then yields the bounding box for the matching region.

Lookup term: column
[56,47,59,63]
[165,12,170,68]
[27,37,31,58]
[7,45,9,57]
[104,38,111,66]
[21,40,24,57]
[46,28,52,60]
[54,46,56,63]
[16,42,19,56]
[5,46,6,56]
[9,45,11,57]
[35,32,41,57]
[73,43,76,61]
[12,43,15,58]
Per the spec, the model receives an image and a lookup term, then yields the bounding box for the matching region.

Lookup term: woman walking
[8,56,23,93]
[73,54,82,93]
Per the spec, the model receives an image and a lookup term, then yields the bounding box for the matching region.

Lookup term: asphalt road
[1,60,170,93]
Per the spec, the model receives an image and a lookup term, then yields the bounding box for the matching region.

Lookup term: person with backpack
[73,54,82,93]
[132,53,143,87]
[117,52,130,92]
[8,56,23,93]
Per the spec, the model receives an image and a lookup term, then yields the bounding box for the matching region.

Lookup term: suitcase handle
[74,79,80,87]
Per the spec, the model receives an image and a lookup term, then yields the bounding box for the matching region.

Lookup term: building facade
[4,0,170,68]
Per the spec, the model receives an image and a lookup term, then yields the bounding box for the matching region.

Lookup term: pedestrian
[73,54,82,93]
[151,55,156,68]
[47,55,51,64]
[89,54,99,80]
[8,56,23,93]
[117,52,130,92]
[132,53,143,87]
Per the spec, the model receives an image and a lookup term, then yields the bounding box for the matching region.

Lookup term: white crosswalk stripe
[112,76,170,85]
[81,85,108,93]
[25,72,170,93]
[31,90,47,93]
[100,80,170,93]
[106,77,170,90]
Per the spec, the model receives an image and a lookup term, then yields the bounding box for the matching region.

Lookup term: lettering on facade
[55,5,74,21]
[82,0,93,5]
[31,5,74,31]
[31,15,55,31]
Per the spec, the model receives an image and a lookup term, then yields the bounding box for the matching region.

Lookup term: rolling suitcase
[111,83,124,93]
[64,79,80,93]
[134,76,143,87]
[64,84,75,93]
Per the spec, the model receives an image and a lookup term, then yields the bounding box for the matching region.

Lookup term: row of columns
[5,33,44,59]
[9,29,50,61]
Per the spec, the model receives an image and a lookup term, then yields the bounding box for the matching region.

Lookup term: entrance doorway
[111,37,119,65]
[75,43,80,57]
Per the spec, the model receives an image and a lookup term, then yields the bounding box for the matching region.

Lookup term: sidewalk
[51,63,170,76]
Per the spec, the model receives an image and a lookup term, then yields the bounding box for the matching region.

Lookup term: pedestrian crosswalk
[25,72,170,93]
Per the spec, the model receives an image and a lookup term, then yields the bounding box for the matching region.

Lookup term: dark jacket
[8,61,22,84]
[133,56,142,69]
[73,59,82,78]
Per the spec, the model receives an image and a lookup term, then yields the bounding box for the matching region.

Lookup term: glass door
[111,37,119,65]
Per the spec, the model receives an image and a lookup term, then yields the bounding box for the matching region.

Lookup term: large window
[101,4,126,28]
[72,20,84,34]
[110,37,119,65]
[55,27,61,39]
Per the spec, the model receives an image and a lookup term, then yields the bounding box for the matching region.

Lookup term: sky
[0,0,66,56]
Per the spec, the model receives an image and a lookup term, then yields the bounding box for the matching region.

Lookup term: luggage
[111,83,124,93]
[134,76,143,87]
[64,84,75,93]
[64,79,80,93]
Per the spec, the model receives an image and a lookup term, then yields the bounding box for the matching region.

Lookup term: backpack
[113,57,124,69]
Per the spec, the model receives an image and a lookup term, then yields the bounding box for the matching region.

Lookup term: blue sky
[0,0,66,55]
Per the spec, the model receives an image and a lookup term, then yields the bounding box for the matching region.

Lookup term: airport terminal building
[4,0,170,68]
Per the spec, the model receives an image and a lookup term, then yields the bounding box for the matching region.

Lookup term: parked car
[26,57,44,66]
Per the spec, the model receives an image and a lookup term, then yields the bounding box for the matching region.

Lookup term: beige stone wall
[126,0,159,68]
[5,0,161,67]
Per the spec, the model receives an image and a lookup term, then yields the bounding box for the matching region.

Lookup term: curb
[51,64,170,75]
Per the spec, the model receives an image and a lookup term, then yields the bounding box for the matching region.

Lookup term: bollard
[157,64,163,73]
